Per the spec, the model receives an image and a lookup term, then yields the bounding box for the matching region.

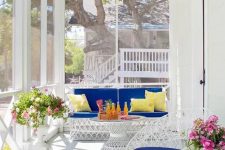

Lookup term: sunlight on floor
[75,142,104,150]
[48,132,105,150]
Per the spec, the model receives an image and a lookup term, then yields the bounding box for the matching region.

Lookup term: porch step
[103,72,116,83]
[104,75,115,83]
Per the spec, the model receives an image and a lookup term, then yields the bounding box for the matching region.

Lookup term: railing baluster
[160,52,162,73]
[91,49,169,84]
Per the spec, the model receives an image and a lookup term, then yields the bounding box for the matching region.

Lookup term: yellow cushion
[67,94,92,112]
[145,90,167,112]
[130,98,154,112]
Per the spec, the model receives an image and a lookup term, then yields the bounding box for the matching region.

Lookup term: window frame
[0,0,65,146]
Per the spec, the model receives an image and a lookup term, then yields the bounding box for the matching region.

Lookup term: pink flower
[205,123,217,133]
[201,138,215,150]
[22,111,30,119]
[218,141,225,150]
[11,111,17,121]
[207,115,218,123]
[47,106,52,115]
[58,100,62,108]
[54,108,59,113]
[223,134,225,139]
[189,130,199,140]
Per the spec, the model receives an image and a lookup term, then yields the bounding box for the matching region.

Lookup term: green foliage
[6,0,13,5]
[102,0,109,5]
[105,99,112,107]
[65,40,84,75]
[0,2,13,91]
[31,7,41,26]
[11,88,69,129]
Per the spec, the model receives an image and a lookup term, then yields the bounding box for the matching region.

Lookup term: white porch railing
[96,55,116,83]
[83,53,115,83]
[119,48,169,78]
[81,48,169,85]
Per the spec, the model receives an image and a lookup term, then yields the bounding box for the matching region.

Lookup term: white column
[169,0,204,111]
[13,0,31,146]
[115,0,119,87]
[205,0,225,125]
[13,0,23,91]
[54,0,65,99]
[22,0,32,143]
[23,0,31,91]
[40,0,47,86]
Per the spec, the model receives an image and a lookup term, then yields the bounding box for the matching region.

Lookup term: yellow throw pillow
[145,90,167,112]
[130,98,154,112]
[67,94,92,112]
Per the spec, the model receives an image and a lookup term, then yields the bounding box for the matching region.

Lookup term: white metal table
[90,115,145,150]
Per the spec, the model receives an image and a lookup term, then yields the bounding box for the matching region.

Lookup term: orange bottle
[116,102,121,115]
[111,103,117,120]
[106,102,111,120]
[124,102,129,117]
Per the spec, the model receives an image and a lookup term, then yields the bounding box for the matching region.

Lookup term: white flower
[40,98,44,103]
[35,97,40,102]
[63,113,68,118]
[30,122,34,127]
[38,118,42,123]
[31,109,36,113]
[31,97,34,101]
[16,108,20,112]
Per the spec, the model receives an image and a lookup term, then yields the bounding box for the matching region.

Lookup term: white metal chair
[126,108,213,150]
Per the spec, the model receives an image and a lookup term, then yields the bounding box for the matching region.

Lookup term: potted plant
[11,87,69,147]
[187,115,225,150]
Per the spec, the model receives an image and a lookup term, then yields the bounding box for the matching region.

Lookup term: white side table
[90,115,145,150]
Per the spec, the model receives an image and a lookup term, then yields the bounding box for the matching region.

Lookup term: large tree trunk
[66,0,168,52]
[67,0,116,53]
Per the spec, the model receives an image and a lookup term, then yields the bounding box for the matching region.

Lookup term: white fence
[119,48,169,78]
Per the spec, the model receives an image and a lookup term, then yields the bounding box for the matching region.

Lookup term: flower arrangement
[11,87,69,129]
[187,115,225,150]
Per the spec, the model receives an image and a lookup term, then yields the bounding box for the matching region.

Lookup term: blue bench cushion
[70,112,167,118]
[128,112,167,118]
[70,111,98,118]
[72,87,167,118]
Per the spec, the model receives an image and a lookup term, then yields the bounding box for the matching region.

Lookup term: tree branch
[66,0,95,27]
[95,0,105,25]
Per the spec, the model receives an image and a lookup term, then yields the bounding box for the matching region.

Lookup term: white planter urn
[32,117,49,150]
[51,117,65,133]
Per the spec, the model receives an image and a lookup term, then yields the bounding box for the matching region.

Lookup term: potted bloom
[11,87,69,129]
[187,115,225,150]
[11,87,69,148]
